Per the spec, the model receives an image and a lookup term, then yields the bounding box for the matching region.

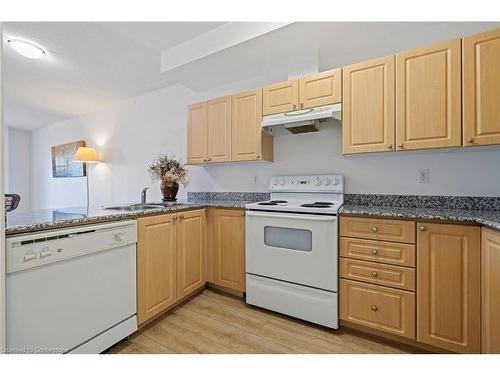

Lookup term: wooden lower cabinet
[176,209,207,300]
[340,279,415,339]
[137,209,206,325]
[416,222,481,353]
[340,258,415,291]
[208,208,246,292]
[482,227,500,353]
[137,214,178,325]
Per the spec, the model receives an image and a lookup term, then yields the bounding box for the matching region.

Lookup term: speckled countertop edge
[5,200,251,236]
[338,204,500,231]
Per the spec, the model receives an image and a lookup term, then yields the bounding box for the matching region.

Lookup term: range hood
[262,103,342,135]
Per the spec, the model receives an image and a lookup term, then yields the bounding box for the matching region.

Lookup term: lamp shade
[73,147,101,163]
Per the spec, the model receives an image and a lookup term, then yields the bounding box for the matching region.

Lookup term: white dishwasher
[5,220,138,354]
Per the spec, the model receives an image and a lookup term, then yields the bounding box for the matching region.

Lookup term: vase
[160,181,179,201]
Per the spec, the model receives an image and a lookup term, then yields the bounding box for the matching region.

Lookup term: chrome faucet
[141,187,149,204]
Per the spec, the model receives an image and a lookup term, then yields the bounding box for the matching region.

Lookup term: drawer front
[340,279,415,339]
[340,258,415,291]
[340,237,415,267]
[340,216,415,243]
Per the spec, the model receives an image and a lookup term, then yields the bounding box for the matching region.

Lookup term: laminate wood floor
[107,288,421,354]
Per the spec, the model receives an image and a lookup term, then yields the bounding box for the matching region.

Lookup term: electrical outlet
[418,169,430,184]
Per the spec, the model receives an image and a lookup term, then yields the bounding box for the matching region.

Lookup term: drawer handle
[371,249,378,255]
[371,305,378,312]
[371,271,378,278]
[371,226,378,232]
[419,225,427,231]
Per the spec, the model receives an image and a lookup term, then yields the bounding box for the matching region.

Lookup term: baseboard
[340,319,449,353]
[206,283,245,298]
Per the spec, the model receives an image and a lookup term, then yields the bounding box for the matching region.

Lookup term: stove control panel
[270,175,343,192]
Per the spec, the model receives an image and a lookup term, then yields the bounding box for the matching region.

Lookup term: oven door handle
[245,210,337,222]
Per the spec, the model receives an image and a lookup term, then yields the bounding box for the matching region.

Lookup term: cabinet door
[231,89,264,161]
[262,79,298,116]
[177,209,206,300]
[342,56,395,154]
[213,209,246,292]
[340,279,415,339]
[207,96,231,162]
[137,214,177,325]
[396,39,462,150]
[482,227,500,353]
[463,28,500,147]
[187,102,208,164]
[299,68,341,109]
[417,222,480,353]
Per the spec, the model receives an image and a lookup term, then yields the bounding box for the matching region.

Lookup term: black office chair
[5,194,21,212]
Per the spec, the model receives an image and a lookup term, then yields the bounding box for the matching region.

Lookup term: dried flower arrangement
[148,154,188,201]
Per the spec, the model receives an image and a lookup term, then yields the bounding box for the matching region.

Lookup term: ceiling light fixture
[7,39,46,59]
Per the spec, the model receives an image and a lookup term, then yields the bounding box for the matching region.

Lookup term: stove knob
[314,178,322,186]
[272,179,279,186]
[332,177,339,186]
[280,179,286,186]
[114,233,124,242]
[323,178,331,186]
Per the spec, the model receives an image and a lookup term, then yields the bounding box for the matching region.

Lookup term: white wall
[6,127,31,211]
[30,79,500,210]
[31,84,213,209]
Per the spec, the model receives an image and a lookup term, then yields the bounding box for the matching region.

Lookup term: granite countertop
[5,199,254,236]
[6,192,500,235]
[339,193,500,231]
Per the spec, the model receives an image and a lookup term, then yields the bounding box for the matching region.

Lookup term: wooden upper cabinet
[417,222,481,353]
[342,56,395,154]
[482,227,500,353]
[396,39,462,150]
[187,102,208,164]
[137,214,177,325]
[262,79,298,116]
[231,88,273,162]
[299,68,341,109]
[263,69,342,116]
[177,209,206,300]
[207,96,231,163]
[463,28,500,147]
[213,209,246,292]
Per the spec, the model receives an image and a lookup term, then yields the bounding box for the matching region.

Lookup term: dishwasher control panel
[6,221,137,273]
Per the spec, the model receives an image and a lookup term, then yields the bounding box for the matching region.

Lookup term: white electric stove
[245,174,344,329]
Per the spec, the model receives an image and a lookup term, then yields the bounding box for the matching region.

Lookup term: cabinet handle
[256,155,261,159]
[241,212,245,216]
[207,158,212,161]
[203,159,207,162]
[419,225,427,231]
[293,104,297,110]
[173,216,178,221]
[468,137,475,144]
[371,271,378,278]
[371,249,378,255]
[371,226,378,232]
[179,215,184,220]
[371,305,378,312]
[300,103,304,109]
[387,144,393,149]
[398,143,404,149]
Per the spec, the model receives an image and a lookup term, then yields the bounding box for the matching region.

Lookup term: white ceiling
[3,21,499,131]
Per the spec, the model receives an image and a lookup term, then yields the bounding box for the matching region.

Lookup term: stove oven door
[245,210,338,291]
